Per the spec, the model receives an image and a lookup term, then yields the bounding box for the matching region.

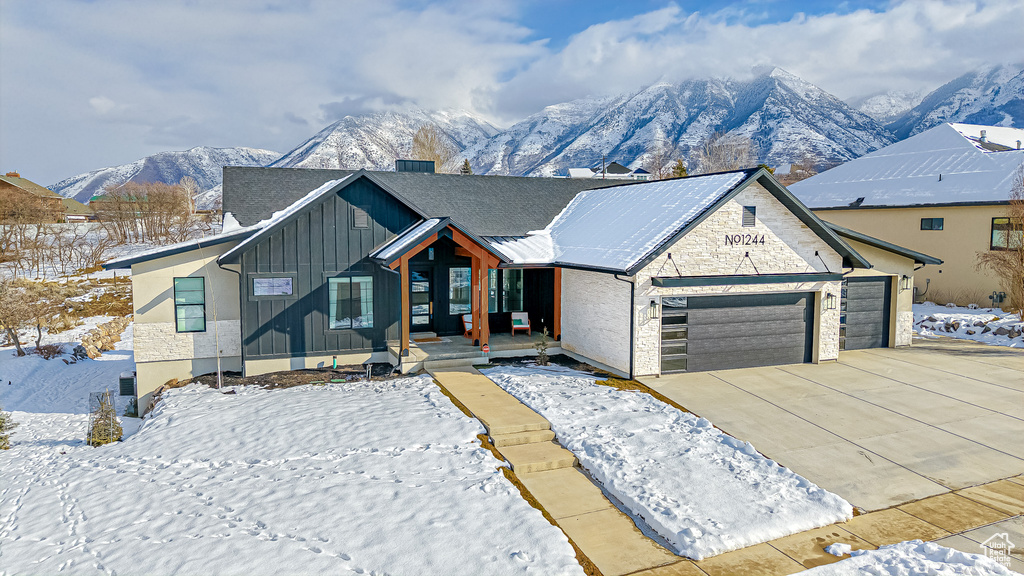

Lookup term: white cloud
[1,0,1022,184]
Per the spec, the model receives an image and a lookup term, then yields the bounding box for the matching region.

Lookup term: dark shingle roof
[222,167,623,236]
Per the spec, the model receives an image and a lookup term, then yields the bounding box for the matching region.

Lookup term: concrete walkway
[429,366,681,576]
[641,339,1024,511]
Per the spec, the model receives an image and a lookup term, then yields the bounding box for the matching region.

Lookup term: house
[789,123,1024,307]
[104,166,938,410]
[567,162,652,181]
[0,172,72,222]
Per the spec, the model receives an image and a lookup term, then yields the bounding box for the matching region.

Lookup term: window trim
[920,217,944,231]
[247,273,298,301]
[990,216,1023,251]
[173,276,206,333]
[448,267,472,316]
[323,272,375,332]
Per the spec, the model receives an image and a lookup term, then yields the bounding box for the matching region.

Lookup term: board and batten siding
[239,177,420,360]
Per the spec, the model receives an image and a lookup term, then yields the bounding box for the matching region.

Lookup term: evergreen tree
[460,159,473,175]
[0,402,18,450]
[669,159,688,178]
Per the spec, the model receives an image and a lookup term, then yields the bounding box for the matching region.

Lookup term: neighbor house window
[328,276,373,329]
[252,277,293,297]
[503,269,524,312]
[742,206,756,227]
[488,269,498,313]
[449,267,471,314]
[173,277,206,333]
[991,217,1023,251]
[920,217,944,230]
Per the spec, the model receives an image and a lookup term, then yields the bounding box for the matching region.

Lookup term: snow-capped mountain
[466,67,894,176]
[271,109,498,171]
[886,64,1024,139]
[49,146,280,207]
[848,90,926,124]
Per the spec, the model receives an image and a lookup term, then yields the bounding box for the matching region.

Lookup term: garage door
[661,292,814,373]
[841,278,891,350]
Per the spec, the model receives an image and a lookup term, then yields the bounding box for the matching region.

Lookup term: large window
[328,276,373,329]
[991,217,1023,250]
[503,269,524,313]
[173,277,206,333]
[252,277,293,297]
[920,217,944,230]
[449,267,471,314]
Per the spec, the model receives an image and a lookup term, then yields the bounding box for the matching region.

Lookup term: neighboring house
[61,197,95,222]
[567,162,652,181]
[790,123,1024,307]
[0,172,69,222]
[105,166,937,410]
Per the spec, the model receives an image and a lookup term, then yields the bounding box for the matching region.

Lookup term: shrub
[87,390,122,447]
[0,403,18,450]
[535,327,550,366]
[33,343,65,360]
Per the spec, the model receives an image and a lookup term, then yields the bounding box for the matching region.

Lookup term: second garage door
[661,292,814,373]
[841,277,892,350]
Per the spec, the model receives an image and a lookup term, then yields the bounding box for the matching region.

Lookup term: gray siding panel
[844,278,891,350]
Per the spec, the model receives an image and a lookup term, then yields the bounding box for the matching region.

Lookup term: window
[328,276,373,329]
[503,269,524,312]
[352,206,370,229]
[252,277,293,297]
[173,277,206,333]
[449,267,471,314]
[488,269,498,313]
[920,217,944,230]
[991,217,1023,250]
[742,206,756,227]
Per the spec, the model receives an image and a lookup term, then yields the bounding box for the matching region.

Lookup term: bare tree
[179,176,201,216]
[644,137,678,180]
[95,181,211,245]
[977,162,1024,317]
[0,280,30,356]
[411,124,459,172]
[689,131,757,174]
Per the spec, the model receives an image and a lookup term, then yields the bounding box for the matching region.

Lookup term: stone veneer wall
[631,183,845,376]
[134,320,242,363]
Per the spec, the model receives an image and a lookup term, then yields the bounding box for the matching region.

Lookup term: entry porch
[388,331,561,373]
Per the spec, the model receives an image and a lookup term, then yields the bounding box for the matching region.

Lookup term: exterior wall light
[900,275,912,291]
[824,293,838,311]
[649,299,660,319]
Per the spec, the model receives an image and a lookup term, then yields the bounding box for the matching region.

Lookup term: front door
[410,268,433,332]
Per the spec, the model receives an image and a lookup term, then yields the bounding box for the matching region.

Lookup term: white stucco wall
[560,268,632,375]
[631,183,846,376]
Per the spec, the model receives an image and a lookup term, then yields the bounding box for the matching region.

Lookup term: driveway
[640,338,1024,511]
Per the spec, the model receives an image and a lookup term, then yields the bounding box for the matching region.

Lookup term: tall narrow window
[503,269,524,312]
[329,276,374,329]
[173,277,206,333]
[449,267,471,314]
[742,206,756,227]
[488,269,498,313]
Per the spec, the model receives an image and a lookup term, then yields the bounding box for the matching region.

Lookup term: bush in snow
[0,403,18,450]
[87,390,122,447]
[534,327,550,366]
[33,343,65,360]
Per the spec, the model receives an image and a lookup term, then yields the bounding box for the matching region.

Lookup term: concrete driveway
[640,338,1024,511]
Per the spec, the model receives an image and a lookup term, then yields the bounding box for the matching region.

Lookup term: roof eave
[102,228,259,270]
[825,222,943,266]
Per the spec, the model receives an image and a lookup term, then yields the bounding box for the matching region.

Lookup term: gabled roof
[824,222,943,266]
[790,123,1024,208]
[369,217,510,267]
[491,168,870,274]
[62,197,94,215]
[0,174,63,199]
[222,167,621,236]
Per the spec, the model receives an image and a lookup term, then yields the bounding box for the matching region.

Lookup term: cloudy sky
[1,0,1022,185]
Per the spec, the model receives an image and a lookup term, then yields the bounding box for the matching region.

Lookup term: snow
[371,218,441,261]
[103,224,261,269]
[486,232,556,265]
[796,540,1021,575]
[789,123,1024,207]
[480,365,853,560]
[0,328,583,575]
[914,303,1022,347]
[508,171,749,272]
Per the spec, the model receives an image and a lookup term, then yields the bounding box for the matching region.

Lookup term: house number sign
[725,233,766,246]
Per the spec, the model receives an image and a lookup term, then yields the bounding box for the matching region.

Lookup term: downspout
[216,257,243,384]
[612,273,635,380]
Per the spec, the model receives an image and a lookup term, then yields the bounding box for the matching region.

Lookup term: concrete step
[490,429,556,447]
[423,356,489,369]
[411,332,438,339]
[500,441,578,473]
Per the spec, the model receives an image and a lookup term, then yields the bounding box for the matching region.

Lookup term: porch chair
[511,312,531,337]
[462,314,473,339]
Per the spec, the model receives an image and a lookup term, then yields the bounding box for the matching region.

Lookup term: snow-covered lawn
[798,540,1020,575]
[914,303,1023,348]
[1,338,583,574]
[481,364,853,561]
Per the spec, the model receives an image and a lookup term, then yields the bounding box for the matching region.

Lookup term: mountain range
[46,63,1023,208]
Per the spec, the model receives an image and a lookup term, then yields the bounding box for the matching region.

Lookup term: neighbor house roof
[824,222,943,266]
[222,167,621,236]
[0,174,64,199]
[490,168,870,274]
[62,197,94,216]
[790,123,1024,208]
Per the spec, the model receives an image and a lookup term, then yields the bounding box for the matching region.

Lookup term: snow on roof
[567,168,598,178]
[218,175,353,263]
[790,123,1024,207]
[370,218,442,262]
[521,171,749,272]
[951,123,1024,151]
[102,223,262,269]
[485,233,556,264]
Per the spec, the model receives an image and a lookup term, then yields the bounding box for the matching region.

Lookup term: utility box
[119,371,136,397]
